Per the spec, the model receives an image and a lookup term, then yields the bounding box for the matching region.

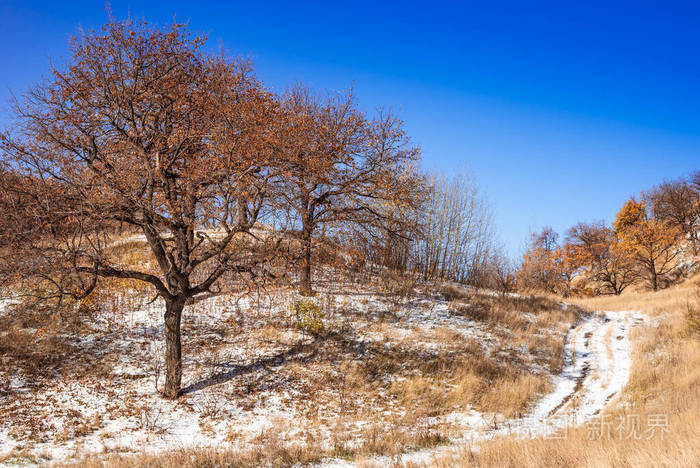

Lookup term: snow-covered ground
[0,285,585,466]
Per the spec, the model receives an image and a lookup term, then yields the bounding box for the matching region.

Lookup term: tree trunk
[163,296,185,399]
[299,230,314,296]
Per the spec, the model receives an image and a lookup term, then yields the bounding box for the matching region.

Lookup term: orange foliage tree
[518,227,576,295]
[613,198,682,291]
[564,221,637,295]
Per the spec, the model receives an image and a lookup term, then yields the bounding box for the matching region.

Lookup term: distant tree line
[518,172,700,296]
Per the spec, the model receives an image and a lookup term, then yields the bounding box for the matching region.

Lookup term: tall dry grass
[388,288,580,420]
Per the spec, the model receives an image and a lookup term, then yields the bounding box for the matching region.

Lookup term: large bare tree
[0,20,280,398]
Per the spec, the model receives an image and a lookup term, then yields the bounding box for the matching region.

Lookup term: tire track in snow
[544,310,639,423]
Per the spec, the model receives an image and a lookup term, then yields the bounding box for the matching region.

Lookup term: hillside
[1,271,587,466]
[425,277,700,467]
[2,276,691,468]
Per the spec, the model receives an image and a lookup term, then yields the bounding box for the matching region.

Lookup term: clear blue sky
[1,1,698,257]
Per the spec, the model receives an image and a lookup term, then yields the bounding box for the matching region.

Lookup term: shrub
[686,307,700,334]
[687,304,700,335]
[289,300,324,335]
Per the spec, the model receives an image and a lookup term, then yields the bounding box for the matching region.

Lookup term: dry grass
[58,445,326,468]
[383,290,581,420]
[448,291,582,374]
[424,276,700,468]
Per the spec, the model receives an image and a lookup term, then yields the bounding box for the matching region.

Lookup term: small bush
[136,406,168,434]
[193,391,225,419]
[289,300,324,335]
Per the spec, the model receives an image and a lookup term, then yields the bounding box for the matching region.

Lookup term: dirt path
[322,310,645,467]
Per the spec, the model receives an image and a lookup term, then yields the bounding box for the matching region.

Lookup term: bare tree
[0,20,281,398]
[415,171,496,284]
[488,248,517,295]
[646,177,700,256]
[278,86,425,295]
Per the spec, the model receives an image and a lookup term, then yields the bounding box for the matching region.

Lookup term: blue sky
[1,1,698,256]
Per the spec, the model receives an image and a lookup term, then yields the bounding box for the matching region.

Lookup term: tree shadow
[179,329,471,396]
[180,336,325,395]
